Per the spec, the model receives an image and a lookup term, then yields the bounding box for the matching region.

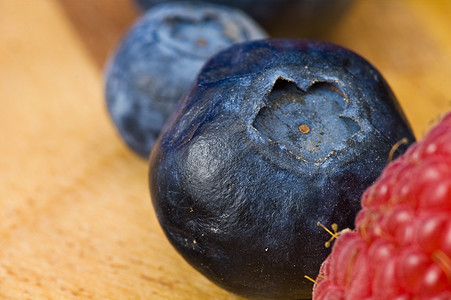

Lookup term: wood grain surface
[1,0,451,299]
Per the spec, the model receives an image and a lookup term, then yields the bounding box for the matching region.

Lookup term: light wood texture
[1,0,450,299]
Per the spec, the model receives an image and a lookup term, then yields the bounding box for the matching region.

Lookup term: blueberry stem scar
[298,124,310,134]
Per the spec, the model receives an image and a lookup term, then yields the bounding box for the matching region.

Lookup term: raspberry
[312,113,451,299]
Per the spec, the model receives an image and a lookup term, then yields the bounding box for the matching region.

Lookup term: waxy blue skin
[134,0,354,37]
[149,39,415,299]
[105,2,267,158]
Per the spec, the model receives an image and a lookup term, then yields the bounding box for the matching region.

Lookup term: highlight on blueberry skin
[104,2,267,158]
[149,39,416,300]
[133,0,354,38]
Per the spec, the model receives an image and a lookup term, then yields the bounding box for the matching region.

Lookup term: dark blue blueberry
[149,39,415,299]
[133,0,354,37]
[105,2,267,158]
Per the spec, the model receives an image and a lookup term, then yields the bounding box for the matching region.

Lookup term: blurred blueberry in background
[105,1,267,158]
[134,0,354,37]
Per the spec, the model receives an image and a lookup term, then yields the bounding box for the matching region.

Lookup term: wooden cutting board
[1,0,451,298]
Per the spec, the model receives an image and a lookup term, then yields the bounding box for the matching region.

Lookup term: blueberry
[133,0,354,37]
[149,39,415,299]
[105,2,267,158]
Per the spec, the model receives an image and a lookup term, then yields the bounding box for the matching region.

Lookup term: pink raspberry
[313,113,451,299]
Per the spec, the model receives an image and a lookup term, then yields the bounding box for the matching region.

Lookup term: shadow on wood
[56,0,139,69]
